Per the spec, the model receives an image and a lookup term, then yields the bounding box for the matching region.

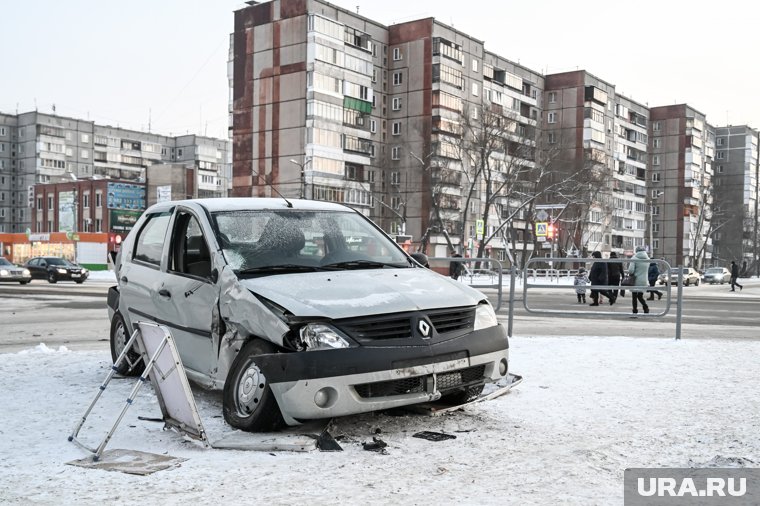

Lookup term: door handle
[120,276,128,283]
[158,288,171,299]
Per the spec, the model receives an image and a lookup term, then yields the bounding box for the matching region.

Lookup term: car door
[159,207,218,376]
[27,258,44,279]
[118,209,174,343]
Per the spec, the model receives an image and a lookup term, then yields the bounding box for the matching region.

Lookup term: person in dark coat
[449,253,463,280]
[607,252,624,304]
[647,262,663,300]
[627,246,650,314]
[730,260,743,291]
[588,251,610,306]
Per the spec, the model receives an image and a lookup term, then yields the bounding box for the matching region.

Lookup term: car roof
[144,198,352,214]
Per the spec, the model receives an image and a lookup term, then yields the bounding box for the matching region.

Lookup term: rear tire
[223,339,284,432]
[109,312,144,376]
[19,280,29,285]
[47,272,57,284]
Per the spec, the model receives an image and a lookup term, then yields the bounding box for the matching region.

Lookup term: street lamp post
[289,157,311,199]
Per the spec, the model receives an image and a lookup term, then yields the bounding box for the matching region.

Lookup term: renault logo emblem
[418,320,431,338]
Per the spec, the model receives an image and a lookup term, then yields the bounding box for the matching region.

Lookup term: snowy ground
[1,334,759,505]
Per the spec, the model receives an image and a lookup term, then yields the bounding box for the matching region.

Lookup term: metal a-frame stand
[69,321,207,461]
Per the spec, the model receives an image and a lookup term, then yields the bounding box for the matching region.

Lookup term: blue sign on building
[107,182,146,210]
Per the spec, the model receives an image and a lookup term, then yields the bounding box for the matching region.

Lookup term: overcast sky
[3,0,759,139]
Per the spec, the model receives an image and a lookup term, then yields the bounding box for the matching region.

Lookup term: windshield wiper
[320,259,405,270]
[237,264,328,275]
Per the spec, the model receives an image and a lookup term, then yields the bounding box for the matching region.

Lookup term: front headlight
[474,303,498,330]
[0,269,8,276]
[82,268,88,274]
[22,269,31,276]
[299,323,351,351]
[57,268,67,274]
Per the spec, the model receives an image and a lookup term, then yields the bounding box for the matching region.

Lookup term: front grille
[437,364,486,391]
[335,306,476,342]
[354,376,425,398]
[338,317,412,341]
[429,308,475,334]
[353,364,487,399]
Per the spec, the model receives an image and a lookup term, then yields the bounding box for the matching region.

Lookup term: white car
[108,198,509,431]
[702,267,731,284]
[660,267,700,286]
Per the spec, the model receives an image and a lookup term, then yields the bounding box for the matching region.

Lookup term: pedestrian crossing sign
[535,222,548,236]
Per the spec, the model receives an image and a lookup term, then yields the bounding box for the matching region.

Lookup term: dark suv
[24,257,89,284]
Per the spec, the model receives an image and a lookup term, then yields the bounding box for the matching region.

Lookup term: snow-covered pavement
[1,335,758,505]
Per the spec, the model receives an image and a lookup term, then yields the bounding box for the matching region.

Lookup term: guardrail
[523,257,684,339]
[428,257,504,311]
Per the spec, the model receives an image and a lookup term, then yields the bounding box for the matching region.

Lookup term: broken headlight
[473,303,498,330]
[298,323,352,351]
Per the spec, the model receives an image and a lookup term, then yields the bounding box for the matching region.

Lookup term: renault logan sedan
[108,198,509,432]
[702,267,731,284]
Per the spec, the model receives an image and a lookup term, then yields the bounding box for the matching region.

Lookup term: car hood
[238,268,484,319]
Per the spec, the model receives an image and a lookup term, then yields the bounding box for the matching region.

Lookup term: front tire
[223,339,284,432]
[109,312,144,376]
[47,272,57,284]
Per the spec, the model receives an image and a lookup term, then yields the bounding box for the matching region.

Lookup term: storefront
[0,232,111,270]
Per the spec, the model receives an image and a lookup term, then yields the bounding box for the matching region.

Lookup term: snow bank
[0,335,758,504]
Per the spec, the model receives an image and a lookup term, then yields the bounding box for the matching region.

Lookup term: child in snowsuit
[574,268,589,303]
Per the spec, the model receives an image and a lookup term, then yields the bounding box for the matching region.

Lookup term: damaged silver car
[108,198,509,431]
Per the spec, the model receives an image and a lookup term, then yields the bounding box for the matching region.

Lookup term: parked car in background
[109,198,510,432]
[24,256,89,284]
[659,267,700,286]
[0,257,32,284]
[702,267,731,284]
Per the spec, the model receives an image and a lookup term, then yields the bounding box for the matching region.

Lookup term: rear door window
[133,211,172,267]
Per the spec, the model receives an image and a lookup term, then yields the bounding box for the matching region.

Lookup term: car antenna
[255,170,293,207]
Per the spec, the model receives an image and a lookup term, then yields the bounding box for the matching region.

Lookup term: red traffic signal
[547,224,555,240]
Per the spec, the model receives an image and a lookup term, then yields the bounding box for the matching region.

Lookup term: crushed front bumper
[258,324,509,425]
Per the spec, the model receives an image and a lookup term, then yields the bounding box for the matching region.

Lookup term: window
[0,127,5,136]
[653,138,661,148]
[653,223,660,233]
[95,218,102,233]
[716,137,724,146]
[391,146,401,160]
[472,82,479,97]
[47,195,54,210]
[652,172,660,182]
[652,121,661,131]
[548,92,556,103]
[717,151,725,159]
[370,119,377,133]
[652,206,660,216]
[83,193,90,209]
[133,211,172,267]
[170,213,211,279]
[81,149,89,159]
[392,97,402,111]
[472,59,478,72]
[81,133,90,143]
[651,190,662,198]
[548,112,557,124]
[548,132,557,144]
[652,155,660,165]
[391,171,400,185]
[653,239,659,250]
[717,165,724,173]
[471,107,478,120]
[96,192,102,208]
[392,47,402,61]
[393,72,402,86]
[392,122,401,135]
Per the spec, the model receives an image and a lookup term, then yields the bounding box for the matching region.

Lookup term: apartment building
[649,105,715,269]
[0,111,231,234]
[712,125,759,272]
[230,0,543,260]
[543,70,649,257]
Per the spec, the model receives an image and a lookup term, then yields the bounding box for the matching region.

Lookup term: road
[1,277,758,353]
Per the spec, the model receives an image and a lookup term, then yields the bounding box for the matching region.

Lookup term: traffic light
[547,224,555,241]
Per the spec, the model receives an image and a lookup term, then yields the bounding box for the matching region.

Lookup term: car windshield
[706,268,723,274]
[670,268,690,274]
[212,210,411,274]
[0,258,11,266]
[46,258,74,266]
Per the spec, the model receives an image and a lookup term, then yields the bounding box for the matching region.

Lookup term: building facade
[0,111,231,234]
[712,125,759,273]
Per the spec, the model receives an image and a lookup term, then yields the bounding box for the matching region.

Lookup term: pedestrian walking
[607,252,624,304]
[647,262,663,300]
[627,246,650,315]
[730,260,743,291]
[588,251,611,306]
[574,268,589,303]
